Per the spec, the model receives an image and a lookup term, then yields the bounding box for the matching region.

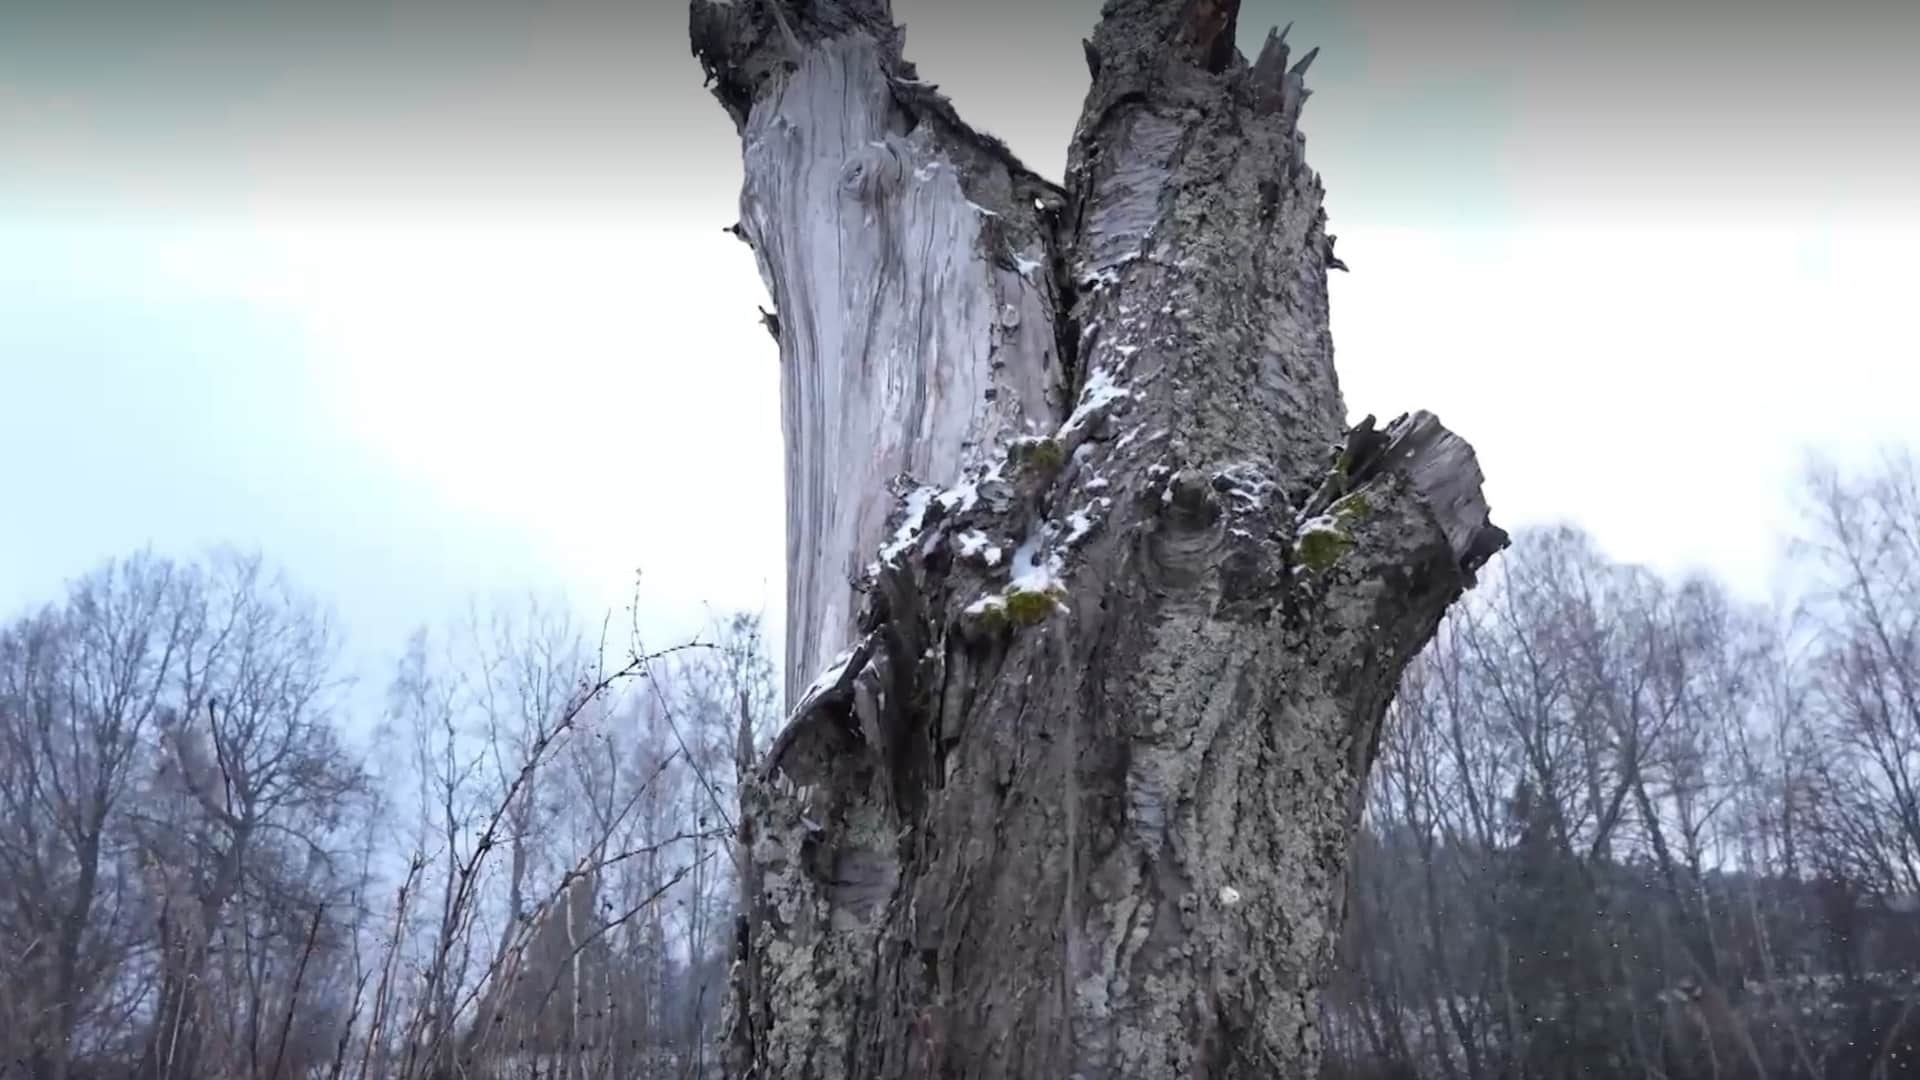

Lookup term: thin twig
[527,853,715,1025]
[268,905,325,1080]
[637,651,735,835]
[398,640,710,1079]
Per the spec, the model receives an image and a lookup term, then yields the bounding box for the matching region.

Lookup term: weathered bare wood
[696,2,1069,706]
[692,1,1504,1075]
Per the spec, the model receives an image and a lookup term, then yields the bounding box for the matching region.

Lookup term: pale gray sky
[2,0,1915,695]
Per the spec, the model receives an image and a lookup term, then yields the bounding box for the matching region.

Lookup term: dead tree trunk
[691,2,1506,1076]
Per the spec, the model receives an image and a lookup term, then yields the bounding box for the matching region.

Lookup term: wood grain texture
[701,14,1067,706]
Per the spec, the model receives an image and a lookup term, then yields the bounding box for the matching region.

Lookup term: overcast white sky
[2,0,1915,700]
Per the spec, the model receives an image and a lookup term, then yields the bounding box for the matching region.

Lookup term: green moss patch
[1008,436,1065,477]
[1002,585,1064,625]
[1331,491,1370,528]
[1297,527,1352,573]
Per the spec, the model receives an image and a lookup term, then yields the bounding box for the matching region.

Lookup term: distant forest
[1325,452,1920,1080]
[2,451,1914,1080]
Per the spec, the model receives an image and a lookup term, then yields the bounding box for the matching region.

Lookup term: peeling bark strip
[692,2,1506,1077]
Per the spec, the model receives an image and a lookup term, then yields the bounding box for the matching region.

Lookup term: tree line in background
[1326,451,1920,1080]
[0,451,1913,1080]
[0,551,776,1080]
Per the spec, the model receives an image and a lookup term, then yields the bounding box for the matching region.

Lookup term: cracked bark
[691,2,1506,1076]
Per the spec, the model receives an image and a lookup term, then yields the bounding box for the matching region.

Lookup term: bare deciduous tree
[133,552,368,1080]
[0,554,188,1080]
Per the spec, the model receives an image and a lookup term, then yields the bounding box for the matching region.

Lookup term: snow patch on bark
[1063,498,1113,547]
[879,486,940,563]
[1212,462,1278,511]
[955,529,1004,566]
[1061,367,1132,447]
[1010,526,1065,594]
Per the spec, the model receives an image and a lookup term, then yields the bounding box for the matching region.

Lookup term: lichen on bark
[692,2,1507,1077]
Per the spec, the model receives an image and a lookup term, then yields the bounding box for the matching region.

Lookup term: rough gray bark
[691,2,1506,1076]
